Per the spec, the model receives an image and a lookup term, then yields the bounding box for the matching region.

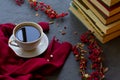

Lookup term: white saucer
[8,33,49,58]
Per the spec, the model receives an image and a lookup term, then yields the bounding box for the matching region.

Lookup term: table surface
[0,0,120,80]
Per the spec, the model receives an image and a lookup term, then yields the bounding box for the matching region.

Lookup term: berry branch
[72,31,108,80]
[15,0,68,19]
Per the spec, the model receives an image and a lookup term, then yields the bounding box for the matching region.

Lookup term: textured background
[0,0,120,80]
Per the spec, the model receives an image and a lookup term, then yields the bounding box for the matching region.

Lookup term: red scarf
[0,22,72,80]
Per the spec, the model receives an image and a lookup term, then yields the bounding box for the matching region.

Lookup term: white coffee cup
[9,22,43,51]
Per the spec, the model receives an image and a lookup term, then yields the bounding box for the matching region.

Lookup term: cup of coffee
[10,22,43,51]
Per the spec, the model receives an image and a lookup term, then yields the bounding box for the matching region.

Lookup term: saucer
[8,33,49,58]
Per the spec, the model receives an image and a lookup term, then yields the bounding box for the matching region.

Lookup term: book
[89,0,120,17]
[73,0,120,35]
[69,3,120,43]
[102,0,120,7]
[81,0,120,25]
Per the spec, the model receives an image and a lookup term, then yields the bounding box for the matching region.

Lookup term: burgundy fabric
[0,23,72,80]
[38,22,50,32]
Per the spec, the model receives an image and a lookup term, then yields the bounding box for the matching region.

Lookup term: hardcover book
[73,0,120,34]
[69,3,120,43]
[101,0,120,7]
[89,0,120,17]
[82,0,120,25]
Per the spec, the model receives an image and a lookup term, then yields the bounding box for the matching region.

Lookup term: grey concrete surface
[0,0,120,80]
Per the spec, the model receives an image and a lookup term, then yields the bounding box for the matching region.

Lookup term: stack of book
[69,0,120,43]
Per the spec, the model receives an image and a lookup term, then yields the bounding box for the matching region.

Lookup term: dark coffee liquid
[16,26,41,42]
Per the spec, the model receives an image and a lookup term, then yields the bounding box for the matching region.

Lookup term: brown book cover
[73,0,120,34]
[81,0,120,25]
[101,0,120,7]
[69,4,120,43]
[89,0,120,16]
[98,0,120,10]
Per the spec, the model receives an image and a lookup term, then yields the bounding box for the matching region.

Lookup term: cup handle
[9,40,19,47]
